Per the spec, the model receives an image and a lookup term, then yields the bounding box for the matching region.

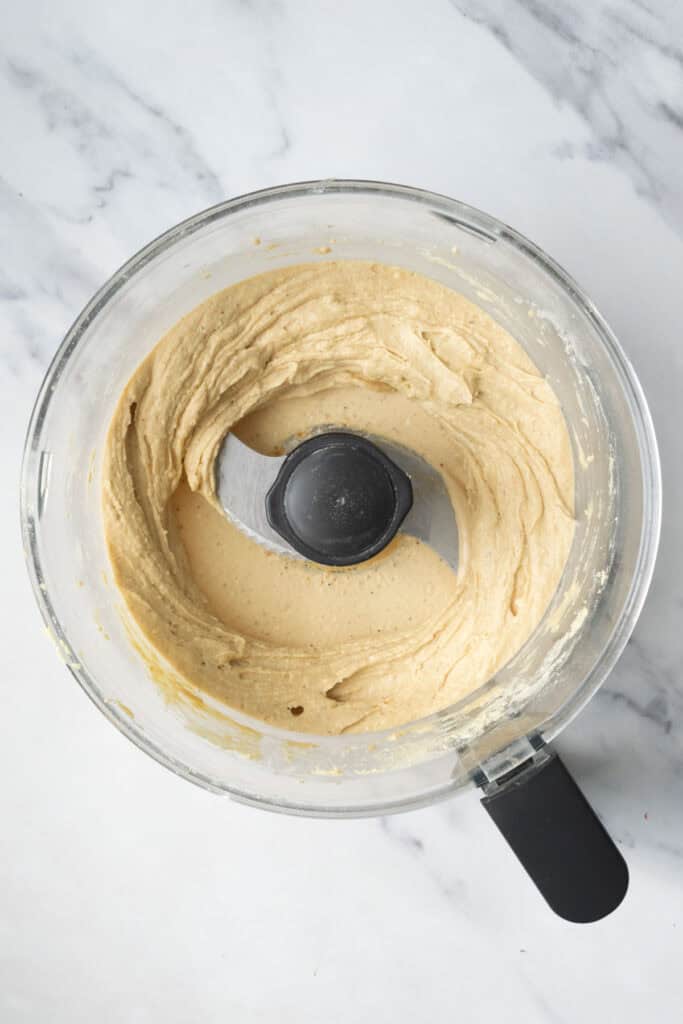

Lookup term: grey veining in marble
[452,0,683,232]
[1,1,682,1021]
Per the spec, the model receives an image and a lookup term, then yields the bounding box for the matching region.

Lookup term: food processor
[21,180,661,922]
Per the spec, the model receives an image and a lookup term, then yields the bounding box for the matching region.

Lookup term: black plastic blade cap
[482,753,629,923]
[266,432,413,566]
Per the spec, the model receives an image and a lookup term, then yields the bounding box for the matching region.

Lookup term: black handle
[481,751,628,923]
[266,432,413,566]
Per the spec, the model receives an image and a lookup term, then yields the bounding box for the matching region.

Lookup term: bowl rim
[20,178,662,814]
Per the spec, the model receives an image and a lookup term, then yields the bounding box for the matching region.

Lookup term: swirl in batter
[103,261,574,734]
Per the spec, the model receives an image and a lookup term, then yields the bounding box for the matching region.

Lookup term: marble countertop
[2,0,682,1020]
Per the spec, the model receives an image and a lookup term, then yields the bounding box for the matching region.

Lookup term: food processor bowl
[21,181,661,826]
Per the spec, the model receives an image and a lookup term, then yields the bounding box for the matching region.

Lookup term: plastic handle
[481,751,629,923]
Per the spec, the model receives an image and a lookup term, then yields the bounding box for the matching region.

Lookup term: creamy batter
[103,261,574,734]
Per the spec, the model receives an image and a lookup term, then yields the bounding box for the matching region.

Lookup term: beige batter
[103,261,574,735]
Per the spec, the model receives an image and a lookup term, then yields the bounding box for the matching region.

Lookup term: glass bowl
[21,180,661,816]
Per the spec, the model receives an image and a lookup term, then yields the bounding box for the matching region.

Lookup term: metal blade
[215,432,458,571]
[215,434,293,557]
[375,439,459,572]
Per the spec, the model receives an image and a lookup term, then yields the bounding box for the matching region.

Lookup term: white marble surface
[2,0,682,1020]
